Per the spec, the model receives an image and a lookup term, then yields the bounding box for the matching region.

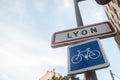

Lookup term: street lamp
[95,0,112,5]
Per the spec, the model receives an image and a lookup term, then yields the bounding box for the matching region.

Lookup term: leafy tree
[71,75,79,80]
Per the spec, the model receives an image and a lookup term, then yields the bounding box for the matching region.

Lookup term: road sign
[51,21,117,48]
[67,39,109,75]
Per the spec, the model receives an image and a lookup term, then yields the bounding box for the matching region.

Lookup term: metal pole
[110,70,115,80]
[84,70,97,80]
[73,0,98,80]
[73,0,83,26]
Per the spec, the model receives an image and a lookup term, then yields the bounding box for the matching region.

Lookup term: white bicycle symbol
[71,48,101,64]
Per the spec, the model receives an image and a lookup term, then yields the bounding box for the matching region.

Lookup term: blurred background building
[104,0,120,49]
[39,69,62,80]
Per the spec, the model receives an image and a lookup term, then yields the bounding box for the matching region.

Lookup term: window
[112,0,115,3]
[113,8,120,20]
[116,0,120,7]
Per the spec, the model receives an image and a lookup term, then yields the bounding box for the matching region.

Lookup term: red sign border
[51,21,117,48]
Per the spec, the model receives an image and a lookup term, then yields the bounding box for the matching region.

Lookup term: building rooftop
[39,69,62,80]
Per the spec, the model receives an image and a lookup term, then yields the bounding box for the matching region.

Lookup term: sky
[0,0,120,80]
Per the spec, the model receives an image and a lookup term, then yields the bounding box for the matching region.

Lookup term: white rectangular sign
[51,21,117,48]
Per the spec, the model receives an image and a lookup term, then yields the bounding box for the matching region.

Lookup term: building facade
[39,69,62,80]
[104,0,120,48]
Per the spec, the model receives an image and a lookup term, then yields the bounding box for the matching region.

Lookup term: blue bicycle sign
[71,48,100,64]
[68,39,110,75]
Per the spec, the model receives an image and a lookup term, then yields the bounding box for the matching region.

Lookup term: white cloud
[0,20,67,80]
[33,0,73,15]
[0,73,10,80]
[0,0,25,22]
[63,0,73,10]
[33,0,45,12]
[54,0,73,12]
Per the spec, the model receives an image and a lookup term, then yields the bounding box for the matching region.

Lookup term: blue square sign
[68,39,109,75]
